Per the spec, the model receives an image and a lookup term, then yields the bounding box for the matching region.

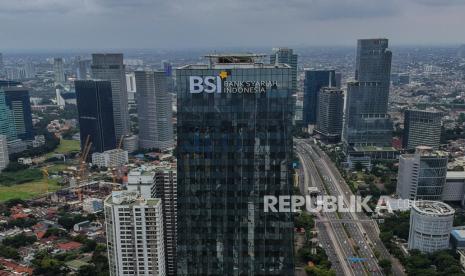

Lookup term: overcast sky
[0,0,464,50]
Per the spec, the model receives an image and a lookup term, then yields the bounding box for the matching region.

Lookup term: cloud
[0,0,464,49]
[412,0,465,6]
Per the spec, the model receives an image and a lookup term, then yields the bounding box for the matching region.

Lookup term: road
[296,139,386,275]
[304,140,406,276]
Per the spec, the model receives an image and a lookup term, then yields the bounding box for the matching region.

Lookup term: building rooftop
[178,53,290,70]
[412,200,455,216]
[105,190,159,206]
[446,171,465,180]
[451,229,465,241]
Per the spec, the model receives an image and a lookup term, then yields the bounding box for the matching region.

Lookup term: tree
[378,259,392,275]
[0,244,20,260]
[354,162,364,172]
[2,233,37,247]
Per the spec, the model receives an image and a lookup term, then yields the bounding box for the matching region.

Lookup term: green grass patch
[48,164,70,174]
[0,179,61,202]
[46,139,80,158]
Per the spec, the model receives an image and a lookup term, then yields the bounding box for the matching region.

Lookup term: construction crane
[75,135,92,201]
[110,135,125,190]
[41,167,49,196]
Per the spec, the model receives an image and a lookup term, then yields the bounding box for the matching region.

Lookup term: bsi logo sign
[189,76,222,94]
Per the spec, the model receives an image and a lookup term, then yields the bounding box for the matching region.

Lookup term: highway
[296,139,386,275]
[303,140,406,276]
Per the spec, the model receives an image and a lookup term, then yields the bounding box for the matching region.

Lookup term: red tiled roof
[11,213,29,220]
[36,231,46,239]
[56,241,82,251]
[0,258,33,275]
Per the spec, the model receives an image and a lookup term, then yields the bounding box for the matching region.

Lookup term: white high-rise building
[91,149,128,168]
[135,71,173,150]
[408,200,454,253]
[126,163,177,276]
[104,191,166,276]
[127,169,155,199]
[0,135,9,171]
[53,58,65,84]
[91,54,130,140]
[396,146,448,200]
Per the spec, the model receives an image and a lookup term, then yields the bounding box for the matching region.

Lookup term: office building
[0,135,8,171]
[397,146,448,200]
[152,164,177,276]
[126,72,136,106]
[104,191,166,276]
[0,89,16,141]
[135,71,174,150]
[270,48,298,92]
[303,70,336,125]
[161,60,172,77]
[91,149,128,168]
[75,80,116,153]
[53,58,66,84]
[442,171,465,203]
[122,134,138,153]
[343,39,395,165]
[176,54,294,275]
[77,60,90,80]
[403,109,442,150]
[91,53,129,139]
[315,87,344,142]
[408,200,454,253]
[2,87,34,140]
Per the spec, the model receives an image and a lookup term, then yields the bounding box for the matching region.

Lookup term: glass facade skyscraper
[403,109,443,150]
[176,54,294,275]
[270,48,298,93]
[75,80,116,154]
[343,39,395,164]
[303,70,336,125]
[135,70,174,150]
[91,53,129,140]
[2,87,34,140]
[315,87,344,142]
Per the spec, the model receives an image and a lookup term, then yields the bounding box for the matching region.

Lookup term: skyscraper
[77,59,90,80]
[2,87,34,140]
[126,163,178,276]
[104,190,166,276]
[135,71,174,150]
[270,48,298,92]
[176,54,294,275]
[0,89,17,141]
[153,164,177,276]
[53,58,66,84]
[396,146,448,200]
[91,53,129,140]
[75,80,116,153]
[0,135,8,171]
[315,87,344,142]
[343,38,395,165]
[303,70,336,125]
[403,109,443,150]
